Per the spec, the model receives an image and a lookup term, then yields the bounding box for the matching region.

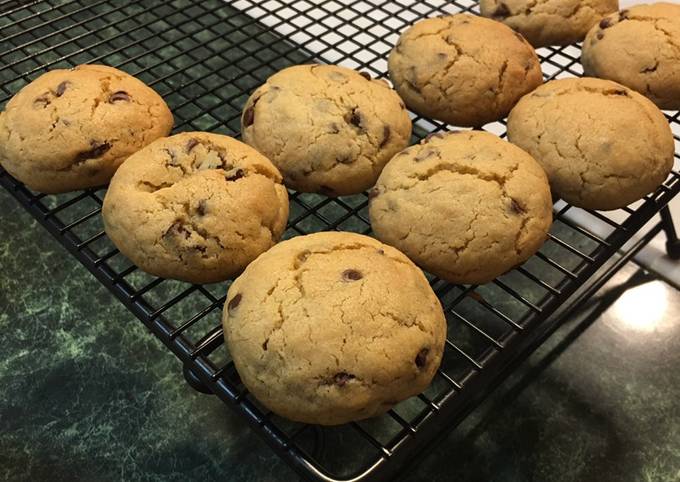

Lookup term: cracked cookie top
[480,0,618,47]
[369,131,552,285]
[582,2,680,110]
[0,64,173,193]
[222,231,446,425]
[387,14,543,128]
[241,64,412,196]
[102,132,289,284]
[507,77,674,210]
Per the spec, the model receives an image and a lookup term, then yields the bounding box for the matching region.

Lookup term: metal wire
[1,1,679,481]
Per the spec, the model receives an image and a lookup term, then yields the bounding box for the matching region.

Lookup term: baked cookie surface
[241,64,412,196]
[0,64,173,193]
[369,131,552,285]
[102,132,289,284]
[507,77,674,210]
[387,14,543,127]
[582,2,680,110]
[222,231,447,425]
[480,0,619,47]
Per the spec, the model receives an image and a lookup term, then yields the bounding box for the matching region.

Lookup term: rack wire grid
[1,0,679,481]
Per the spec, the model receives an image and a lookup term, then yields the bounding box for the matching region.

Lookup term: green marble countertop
[1,186,679,481]
[1,1,679,480]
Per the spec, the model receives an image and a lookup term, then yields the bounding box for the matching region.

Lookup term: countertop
[1,187,679,481]
[1,0,679,480]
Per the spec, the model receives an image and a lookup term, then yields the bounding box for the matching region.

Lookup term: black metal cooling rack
[1,1,679,481]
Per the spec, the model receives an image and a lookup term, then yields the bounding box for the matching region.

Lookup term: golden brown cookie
[582,3,680,110]
[480,0,619,47]
[223,231,447,425]
[388,14,543,127]
[507,77,674,210]
[102,132,289,284]
[0,64,173,193]
[369,131,552,285]
[241,64,412,196]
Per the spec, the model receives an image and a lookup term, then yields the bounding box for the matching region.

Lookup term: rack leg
[182,364,212,394]
[660,205,680,260]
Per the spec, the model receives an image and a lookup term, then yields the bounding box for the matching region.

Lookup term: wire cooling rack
[1,1,679,481]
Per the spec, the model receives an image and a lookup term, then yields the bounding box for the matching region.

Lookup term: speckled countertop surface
[1,0,680,480]
[1,185,679,481]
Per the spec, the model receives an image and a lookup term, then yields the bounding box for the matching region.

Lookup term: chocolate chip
[74,141,111,163]
[297,250,311,263]
[344,108,362,129]
[262,339,269,351]
[619,9,629,20]
[197,200,207,216]
[358,70,371,80]
[414,147,438,162]
[243,104,255,127]
[342,269,363,281]
[227,293,242,314]
[415,348,429,368]
[329,123,340,134]
[596,31,605,40]
[437,52,447,61]
[379,125,391,148]
[186,138,199,153]
[368,186,381,199]
[226,168,245,181]
[612,89,628,96]
[109,90,130,103]
[599,17,612,29]
[164,221,190,240]
[376,248,385,255]
[510,198,526,215]
[243,96,260,127]
[164,148,178,165]
[493,2,511,18]
[55,81,69,97]
[641,64,658,74]
[193,245,207,253]
[333,372,355,386]
[34,95,50,108]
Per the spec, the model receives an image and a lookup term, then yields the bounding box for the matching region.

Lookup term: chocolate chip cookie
[507,77,674,210]
[388,14,543,127]
[480,0,619,47]
[102,132,289,284]
[369,131,552,285]
[241,64,412,196]
[223,231,446,425]
[582,3,680,110]
[0,64,173,193]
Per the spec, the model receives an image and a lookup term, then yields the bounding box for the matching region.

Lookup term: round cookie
[387,14,543,127]
[507,77,674,211]
[241,64,412,196]
[102,132,289,284]
[0,64,173,193]
[369,131,552,285]
[222,232,447,426]
[480,0,619,47]
[581,3,680,110]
